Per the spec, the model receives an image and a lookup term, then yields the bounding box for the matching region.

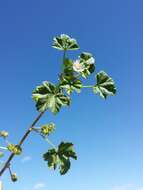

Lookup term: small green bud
[0,131,8,138]
[11,173,18,182]
[0,152,4,158]
[41,123,55,136]
[7,144,22,155]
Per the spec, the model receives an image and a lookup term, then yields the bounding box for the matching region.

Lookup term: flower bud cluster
[7,144,22,155]
[41,123,55,136]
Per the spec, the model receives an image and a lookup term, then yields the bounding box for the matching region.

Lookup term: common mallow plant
[0,34,116,183]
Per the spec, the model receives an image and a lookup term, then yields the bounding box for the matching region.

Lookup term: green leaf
[32,81,70,114]
[52,34,79,51]
[60,75,82,95]
[43,149,58,169]
[59,156,71,175]
[58,142,77,160]
[80,52,93,60]
[63,58,74,76]
[93,71,116,99]
[43,142,77,175]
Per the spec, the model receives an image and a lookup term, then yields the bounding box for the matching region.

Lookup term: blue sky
[0,0,143,190]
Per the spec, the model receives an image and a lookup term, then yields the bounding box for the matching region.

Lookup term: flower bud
[0,152,4,158]
[11,173,18,182]
[41,123,55,136]
[7,144,22,155]
[0,131,8,138]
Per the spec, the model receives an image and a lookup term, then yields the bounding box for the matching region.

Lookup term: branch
[0,111,45,177]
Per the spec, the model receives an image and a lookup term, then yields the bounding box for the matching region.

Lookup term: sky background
[0,0,143,190]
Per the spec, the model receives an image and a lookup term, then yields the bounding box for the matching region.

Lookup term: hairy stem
[63,50,66,64]
[82,85,93,88]
[32,128,56,149]
[8,164,12,177]
[0,111,45,177]
[44,137,56,149]
[0,147,7,150]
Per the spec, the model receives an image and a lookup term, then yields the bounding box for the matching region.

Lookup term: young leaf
[93,71,116,99]
[32,81,70,114]
[62,58,74,76]
[52,34,79,51]
[60,75,82,95]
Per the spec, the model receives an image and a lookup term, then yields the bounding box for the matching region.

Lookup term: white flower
[73,60,85,72]
[86,57,95,64]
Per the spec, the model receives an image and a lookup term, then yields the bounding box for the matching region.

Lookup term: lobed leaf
[59,75,82,95]
[32,81,70,114]
[52,34,79,51]
[93,71,116,99]
[43,142,77,175]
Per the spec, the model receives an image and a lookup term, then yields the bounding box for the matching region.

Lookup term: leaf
[52,34,79,51]
[80,52,93,60]
[93,71,116,99]
[59,156,71,175]
[58,142,77,160]
[43,149,58,169]
[62,58,74,76]
[59,75,82,95]
[43,142,77,175]
[32,81,70,114]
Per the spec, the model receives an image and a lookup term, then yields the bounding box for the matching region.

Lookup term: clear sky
[0,0,143,190]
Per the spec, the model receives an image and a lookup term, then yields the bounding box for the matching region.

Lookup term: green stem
[33,129,56,149]
[44,137,57,149]
[33,127,56,149]
[59,50,66,76]
[82,85,93,88]
[8,164,12,177]
[63,50,66,64]
[32,127,41,133]
[0,146,7,150]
